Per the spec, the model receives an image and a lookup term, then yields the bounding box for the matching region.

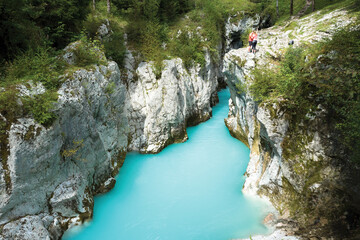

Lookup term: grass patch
[23,91,58,126]
[249,22,360,163]
[2,47,66,90]
[284,21,300,31]
[72,36,107,68]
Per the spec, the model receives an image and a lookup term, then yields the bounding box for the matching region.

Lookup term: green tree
[28,0,90,49]
[0,0,41,60]
[112,0,132,10]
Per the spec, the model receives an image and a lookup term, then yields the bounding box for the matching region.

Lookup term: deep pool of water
[63,89,270,240]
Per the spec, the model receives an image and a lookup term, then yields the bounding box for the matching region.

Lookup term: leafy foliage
[0,0,90,61]
[73,36,107,67]
[0,47,66,128]
[83,1,127,65]
[23,91,58,126]
[3,47,66,89]
[103,28,127,65]
[123,0,266,69]
[169,31,205,69]
[250,26,360,162]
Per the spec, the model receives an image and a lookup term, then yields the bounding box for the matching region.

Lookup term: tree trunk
[290,0,294,15]
[107,0,111,13]
[276,0,279,18]
[312,0,315,12]
[93,0,96,10]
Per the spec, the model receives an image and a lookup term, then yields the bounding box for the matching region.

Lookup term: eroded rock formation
[224,9,360,239]
[0,39,222,238]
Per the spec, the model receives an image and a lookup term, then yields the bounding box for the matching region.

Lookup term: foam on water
[63,89,270,240]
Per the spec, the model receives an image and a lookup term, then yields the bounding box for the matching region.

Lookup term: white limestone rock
[1,216,51,240]
[50,176,87,217]
[126,49,220,153]
[17,81,46,97]
[223,8,357,239]
[0,61,129,238]
[238,229,300,240]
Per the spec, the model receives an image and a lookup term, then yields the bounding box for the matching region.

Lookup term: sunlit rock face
[0,62,129,239]
[224,9,360,239]
[0,36,223,238]
[125,49,220,154]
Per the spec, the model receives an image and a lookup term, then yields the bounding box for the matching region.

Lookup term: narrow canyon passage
[63,89,271,240]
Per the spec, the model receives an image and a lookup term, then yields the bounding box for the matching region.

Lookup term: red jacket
[253,33,258,41]
[248,32,255,41]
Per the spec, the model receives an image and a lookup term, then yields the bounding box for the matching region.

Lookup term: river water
[63,89,270,240]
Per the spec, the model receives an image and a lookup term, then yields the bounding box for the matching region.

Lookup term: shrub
[73,36,106,67]
[249,26,360,162]
[23,91,58,126]
[3,47,66,90]
[236,80,247,95]
[84,14,106,38]
[103,23,126,65]
[170,31,205,69]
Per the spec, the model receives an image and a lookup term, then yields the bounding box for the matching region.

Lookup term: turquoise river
[63,89,271,240]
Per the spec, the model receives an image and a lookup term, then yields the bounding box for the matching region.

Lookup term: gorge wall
[0,7,359,240]
[0,37,222,238]
[224,9,360,239]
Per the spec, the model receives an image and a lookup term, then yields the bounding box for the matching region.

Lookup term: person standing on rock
[252,30,258,54]
[248,30,255,53]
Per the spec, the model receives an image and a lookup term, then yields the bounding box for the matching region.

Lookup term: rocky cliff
[124,49,220,154]
[0,37,222,238]
[0,63,129,239]
[224,9,360,239]
[1,7,358,240]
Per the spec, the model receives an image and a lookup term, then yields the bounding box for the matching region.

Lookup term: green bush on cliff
[0,47,66,129]
[84,1,127,66]
[73,35,107,67]
[250,26,360,162]
[23,91,58,126]
[103,25,127,65]
[3,47,66,90]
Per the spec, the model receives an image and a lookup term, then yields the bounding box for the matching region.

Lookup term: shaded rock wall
[0,35,223,238]
[0,63,129,239]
